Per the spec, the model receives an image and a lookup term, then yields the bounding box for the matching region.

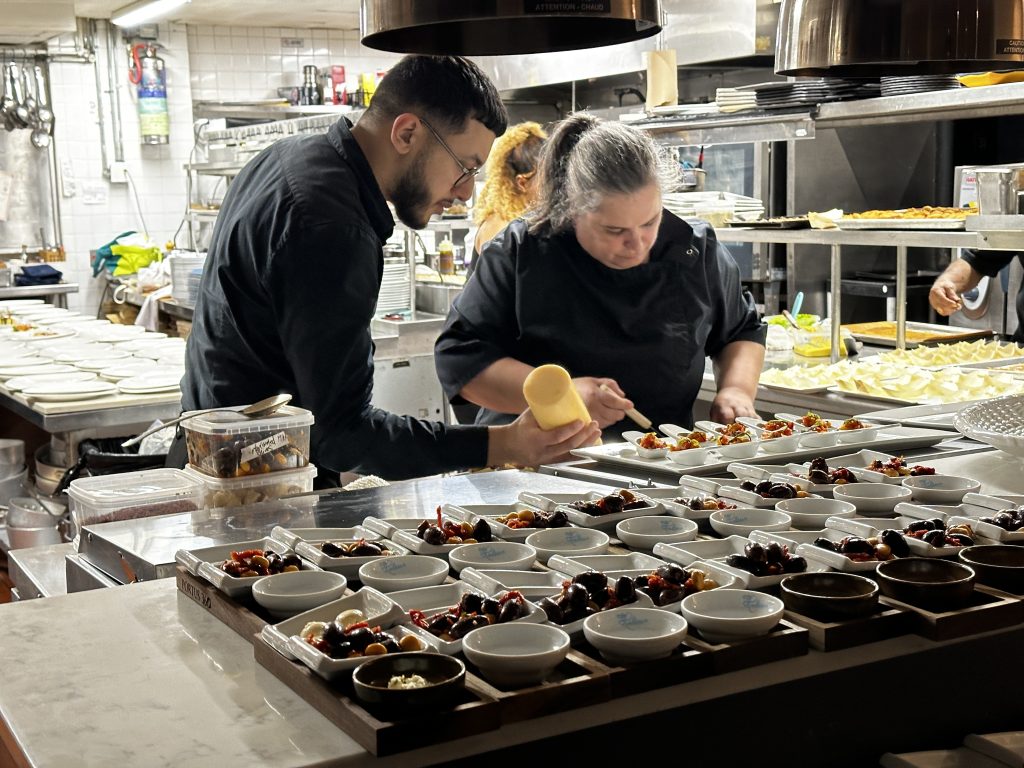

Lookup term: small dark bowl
[958,545,1024,593]
[875,557,976,610]
[351,652,465,718]
[780,572,879,620]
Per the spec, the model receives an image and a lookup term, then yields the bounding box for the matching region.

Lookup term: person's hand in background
[488,410,601,468]
[710,386,758,424]
[929,276,963,316]
[572,376,632,428]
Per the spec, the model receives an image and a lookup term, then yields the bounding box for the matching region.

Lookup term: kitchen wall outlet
[109,162,128,184]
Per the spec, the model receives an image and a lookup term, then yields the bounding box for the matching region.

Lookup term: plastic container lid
[67,467,204,509]
[183,404,314,436]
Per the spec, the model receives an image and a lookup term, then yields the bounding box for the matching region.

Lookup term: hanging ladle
[8,62,31,128]
[1,64,19,131]
[121,393,293,448]
[29,65,51,149]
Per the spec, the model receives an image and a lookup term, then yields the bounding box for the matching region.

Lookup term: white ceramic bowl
[615,515,698,550]
[525,527,610,565]
[356,554,449,592]
[448,541,537,574]
[667,445,711,466]
[773,497,857,530]
[835,422,881,443]
[680,588,784,644]
[583,606,688,664]
[708,507,791,538]
[251,570,348,618]
[757,433,803,454]
[714,439,760,459]
[461,622,571,687]
[797,430,840,449]
[832,482,913,514]
[901,475,981,505]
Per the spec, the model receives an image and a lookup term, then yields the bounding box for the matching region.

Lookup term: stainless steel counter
[7,542,72,598]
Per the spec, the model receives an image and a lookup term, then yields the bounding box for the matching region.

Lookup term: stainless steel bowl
[0,438,25,474]
[34,443,66,483]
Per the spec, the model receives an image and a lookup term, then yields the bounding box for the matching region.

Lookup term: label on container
[241,431,289,464]
[997,38,1024,55]
[525,1,611,11]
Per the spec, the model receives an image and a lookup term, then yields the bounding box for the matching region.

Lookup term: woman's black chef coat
[434,212,767,436]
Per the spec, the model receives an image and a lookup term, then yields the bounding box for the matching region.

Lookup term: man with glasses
[180,55,599,485]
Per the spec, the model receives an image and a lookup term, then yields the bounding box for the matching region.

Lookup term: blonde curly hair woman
[469,121,547,275]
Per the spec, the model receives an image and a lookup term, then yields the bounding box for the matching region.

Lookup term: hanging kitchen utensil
[25,64,50,149]
[33,65,53,128]
[8,62,31,129]
[1,62,19,132]
[20,65,36,121]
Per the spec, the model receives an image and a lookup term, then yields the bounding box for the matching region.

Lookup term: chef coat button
[687,248,697,256]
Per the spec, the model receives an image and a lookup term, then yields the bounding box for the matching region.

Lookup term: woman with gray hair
[435,113,766,436]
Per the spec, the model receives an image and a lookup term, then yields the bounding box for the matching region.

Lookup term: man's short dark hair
[366,55,508,137]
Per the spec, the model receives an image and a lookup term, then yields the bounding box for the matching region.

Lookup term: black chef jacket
[181,118,488,479]
[962,249,1024,342]
[434,213,767,436]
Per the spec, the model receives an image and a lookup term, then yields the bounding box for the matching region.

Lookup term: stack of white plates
[55,347,129,364]
[715,87,758,113]
[378,259,412,312]
[880,75,960,97]
[99,361,157,382]
[4,371,97,392]
[0,362,78,379]
[77,325,148,343]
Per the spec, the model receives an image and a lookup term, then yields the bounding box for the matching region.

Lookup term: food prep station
[5,415,1024,766]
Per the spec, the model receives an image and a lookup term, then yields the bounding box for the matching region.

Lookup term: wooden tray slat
[878,585,1024,642]
[254,638,501,756]
[569,640,714,697]
[783,604,913,652]
[683,618,809,673]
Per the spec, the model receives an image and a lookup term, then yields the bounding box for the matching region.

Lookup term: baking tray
[841,321,993,347]
[570,426,953,478]
[726,217,810,229]
[835,218,966,230]
[853,402,980,431]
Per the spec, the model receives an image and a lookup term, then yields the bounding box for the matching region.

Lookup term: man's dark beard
[390,152,432,229]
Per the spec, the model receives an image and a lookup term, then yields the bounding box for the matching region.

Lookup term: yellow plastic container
[523,364,593,430]
[794,332,848,358]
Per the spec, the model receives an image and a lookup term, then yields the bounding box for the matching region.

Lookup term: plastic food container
[183,405,314,478]
[183,464,317,508]
[67,468,205,536]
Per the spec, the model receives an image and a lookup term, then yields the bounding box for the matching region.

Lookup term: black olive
[656,564,687,584]
[740,480,756,491]
[282,553,301,568]
[460,592,484,614]
[839,537,874,555]
[539,597,564,623]
[548,510,569,528]
[769,483,797,499]
[923,529,947,546]
[906,520,932,533]
[658,586,684,605]
[322,621,345,647]
[813,537,839,553]
[808,469,830,485]
[416,519,431,536]
[615,575,636,603]
[212,445,239,477]
[573,570,608,594]
[929,518,946,531]
[480,598,501,618]
[565,583,591,610]
[473,518,493,542]
[634,575,651,588]
[378,636,400,654]
[783,555,807,573]
[726,554,763,575]
[327,640,352,659]
[754,480,774,496]
[423,526,447,546]
[590,587,610,608]
[450,614,491,639]
[745,542,767,562]
[880,529,910,557]
[498,599,525,623]
[426,613,454,636]
[765,542,784,563]
[808,457,829,473]
[349,541,384,556]
[345,626,375,652]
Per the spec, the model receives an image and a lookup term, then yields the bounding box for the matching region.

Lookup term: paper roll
[646,49,678,111]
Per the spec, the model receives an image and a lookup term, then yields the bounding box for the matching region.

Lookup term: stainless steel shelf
[184,161,244,177]
[640,110,815,147]
[186,209,219,222]
[718,227,1024,249]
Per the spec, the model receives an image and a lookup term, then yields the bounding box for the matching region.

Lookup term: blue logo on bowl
[478,545,503,561]
[566,531,588,544]
[614,612,648,631]
[742,593,767,613]
[379,560,408,575]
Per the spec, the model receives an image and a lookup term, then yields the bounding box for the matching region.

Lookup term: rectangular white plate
[361,517,433,537]
[401,596,547,655]
[458,568,568,599]
[293,538,413,580]
[258,587,404,660]
[570,426,952,478]
[547,551,667,576]
[175,537,316,599]
[287,625,437,681]
[269,525,381,550]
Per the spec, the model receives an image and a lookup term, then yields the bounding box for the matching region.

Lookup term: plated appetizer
[417,507,493,545]
[494,507,570,530]
[865,456,935,477]
[300,608,424,658]
[538,571,640,625]
[567,489,651,517]
[811,531,907,562]
[725,541,807,577]
[409,590,530,641]
[632,563,721,606]
[739,480,811,500]
[800,457,858,485]
[216,548,301,577]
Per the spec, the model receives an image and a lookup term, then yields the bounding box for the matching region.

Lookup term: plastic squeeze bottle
[522,364,594,430]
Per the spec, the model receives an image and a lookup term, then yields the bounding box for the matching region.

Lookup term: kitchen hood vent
[776,0,1024,77]
[359,1,662,56]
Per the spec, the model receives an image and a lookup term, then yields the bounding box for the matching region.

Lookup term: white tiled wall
[186,25,400,103]
[48,21,194,315]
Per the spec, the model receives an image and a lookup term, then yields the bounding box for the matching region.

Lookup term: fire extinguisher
[129,43,169,145]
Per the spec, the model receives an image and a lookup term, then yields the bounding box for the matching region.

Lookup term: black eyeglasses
[419,116,481,189]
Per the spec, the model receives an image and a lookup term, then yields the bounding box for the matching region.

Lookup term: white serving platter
[546,551,666,576]
[286,625,436,681]
[401,594,547,655]
[571,426,951,478]
[175,537,316,598]
[459,567,568,599]
[443,502,570,542]
[258,588,405,660]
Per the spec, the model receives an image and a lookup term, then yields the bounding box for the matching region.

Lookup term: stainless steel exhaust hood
[776,0,1024,77]
[360,1,662,56]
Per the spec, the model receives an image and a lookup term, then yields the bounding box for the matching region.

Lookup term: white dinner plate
[0,355,44,367]
[13,329,76,342]
[114,335,169,351]
[57,348,129,363]
[0,363,80,378]
[118,371,183,394]
[98,361,159,381]
[21,380,119,401]
[4,372,98,391]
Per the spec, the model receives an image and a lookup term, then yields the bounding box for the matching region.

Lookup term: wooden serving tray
[176,565,274,645]
[783,604,913,652]
[253,637,501,756]
[682,618,809,674]
[878,585,1024,642]
[569,640,713,698]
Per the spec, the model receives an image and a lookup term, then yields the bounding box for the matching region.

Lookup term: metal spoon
[1,64,18,131]
[8,62,31,128]
[120,393,293,448]
[33,65,53,128]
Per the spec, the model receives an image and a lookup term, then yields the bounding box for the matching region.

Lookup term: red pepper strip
[408,610,427,629]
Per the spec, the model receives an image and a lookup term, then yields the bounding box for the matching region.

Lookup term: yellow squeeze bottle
[522,364,593,430]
